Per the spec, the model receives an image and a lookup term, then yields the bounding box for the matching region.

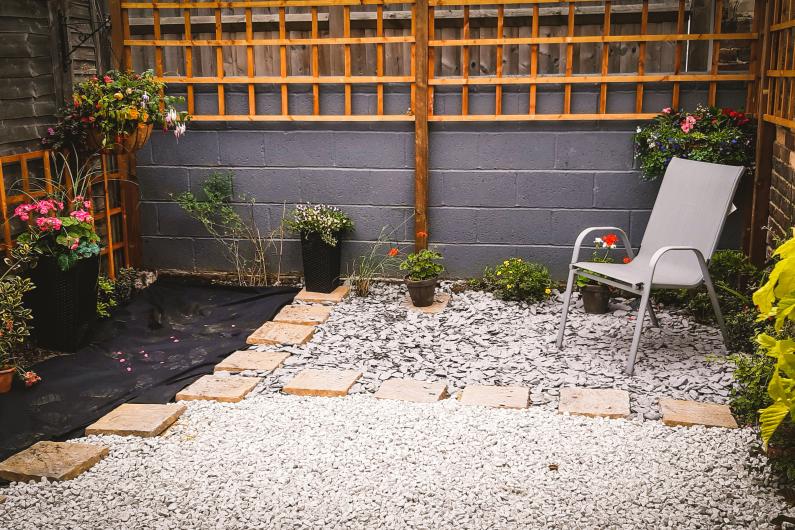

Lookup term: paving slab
[85,403,186,437]
[176,375,260,403]
[374,378,448,403]
[294,285,350,304]
[558,387,630,419]
[659,399,738,429]
[0,441,108,482]
[403,293,451,314]
[283,369,362,397]
[459,385,530,409]
[246,321,315,346]
[215,350,290,373]
[273,304,332,325]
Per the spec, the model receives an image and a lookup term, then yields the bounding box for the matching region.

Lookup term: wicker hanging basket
[86,123,153,155]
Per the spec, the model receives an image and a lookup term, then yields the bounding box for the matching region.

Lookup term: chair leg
[702,270,729,346]
[556,269,577,349]
[625,284,652,375]
[647,302,660,328]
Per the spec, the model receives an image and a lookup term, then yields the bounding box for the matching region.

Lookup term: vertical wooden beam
[425,5,433,116]
[747,0,774,264]
[344,6,352,115]
[279,7,288,115]
[377,5,384,116]
[563,1,574,114]
[495,5,504,115]
[635,0,648,113]
[153,1,163,77]
[312,7,320,115]
[599,1,611,114]
[0,163,11,257]
[708,0,724,105]
[183,1,194,115]
[672,0,685,109]
[215,6,225,115]
[529,4,539,114]
[461,6,470,116]
[414,0,429,251]
[108,0,125,69]
[245,6,256,115]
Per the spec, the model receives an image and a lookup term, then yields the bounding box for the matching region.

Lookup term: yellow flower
[114,92,123,100]
[142,111,149,122]
[496,271,501,275]
[506,284,513,289]
[503,260,510,266]
[128,107,139,120]
[126,87,133,95]
[545,288,552,295]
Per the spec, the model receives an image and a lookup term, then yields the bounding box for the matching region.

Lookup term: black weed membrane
[0,278,297,462]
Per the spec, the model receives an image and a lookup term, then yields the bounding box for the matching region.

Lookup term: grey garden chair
[555,157,745,375]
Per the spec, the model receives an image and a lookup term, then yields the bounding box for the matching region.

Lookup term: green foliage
[174,171,276,286]
[96,276,118,319]
[633,105,755,181]
[112,267,140,304]
[399,249,444,281]
[728,349,775,426]
[348,223,406,297]
[0,276,35,370]
[475,258,552,303]
[285,203,354,247]
[43,69,188,151]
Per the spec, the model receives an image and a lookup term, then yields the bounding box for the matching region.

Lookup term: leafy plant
[285,203,354,247]
[399,249,444,281]
[752,232,795,447]
[43,69,188,151]
[174,172,282,286]
[475,258,552,303]
[14,151,101,271]
[634,105,755,181]
[729,349,776,426]
[96,276,118,319]
[0,242,40,386]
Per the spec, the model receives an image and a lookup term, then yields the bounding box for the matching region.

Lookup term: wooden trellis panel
[763,0,795,130]
[0,150,133,279]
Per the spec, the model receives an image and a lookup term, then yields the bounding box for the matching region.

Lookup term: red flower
[602,233,619,247]
[103,75,113,84]
[416,231,428,238]
[23,371,41,387]
[388,248,399,257]
[623,256,632,264]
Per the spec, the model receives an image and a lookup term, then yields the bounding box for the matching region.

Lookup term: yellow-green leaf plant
[752,229,795,446]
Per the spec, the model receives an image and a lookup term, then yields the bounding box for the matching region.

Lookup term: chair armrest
[646,246,708,284]
[570,226,634,265]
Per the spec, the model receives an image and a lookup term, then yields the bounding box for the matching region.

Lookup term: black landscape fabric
[0,278,298,462]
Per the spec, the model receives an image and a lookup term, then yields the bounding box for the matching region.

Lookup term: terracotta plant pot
[405,276,437,307]
[87,123,153,155]
[0,367,14,394]
[581,284,610,314]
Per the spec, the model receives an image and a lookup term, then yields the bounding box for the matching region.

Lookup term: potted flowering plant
[634,105,754,181]
[576,233,632,314]
[0,243,40,393]
[42,69,188,155]
[15,153,102,352]
[400,249,444,307]
[285,204,354,293]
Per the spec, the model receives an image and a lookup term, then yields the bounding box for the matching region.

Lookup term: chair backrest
[638,158,744,283]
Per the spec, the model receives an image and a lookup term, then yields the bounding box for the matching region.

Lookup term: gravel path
[0,394,789,529]
[258,283,731,421]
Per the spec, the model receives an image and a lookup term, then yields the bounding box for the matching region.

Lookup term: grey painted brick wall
[137,85,747,279]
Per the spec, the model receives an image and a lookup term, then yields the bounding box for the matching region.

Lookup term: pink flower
[70,240,79,250]
[103,75,113,84]
[83,200,91,209]
[70,209,93,223]
[35,217,62,231]
[14,203,33,221]
[662,107,672,114]
[680,115,697,133]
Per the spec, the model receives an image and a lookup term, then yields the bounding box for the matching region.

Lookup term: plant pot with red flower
[42,69,189,157]
[576,233,631,314]
[15,154,102,353]
[286,204,354,294]
[400,249,445,308]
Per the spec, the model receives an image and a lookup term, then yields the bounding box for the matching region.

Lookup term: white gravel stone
[0,394,790,529]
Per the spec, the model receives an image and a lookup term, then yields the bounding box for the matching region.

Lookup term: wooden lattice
[763,0,795,130]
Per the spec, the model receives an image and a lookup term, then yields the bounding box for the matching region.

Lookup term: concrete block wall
[137,85,747,279]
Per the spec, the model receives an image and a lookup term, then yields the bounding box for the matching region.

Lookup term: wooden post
[414,0,429,251]
[746,0,773,265]
[108,0,124,69]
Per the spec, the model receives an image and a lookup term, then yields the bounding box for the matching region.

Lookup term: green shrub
[729,347,775,426]
[475,258,552,303]
[96,276,117,319]
[399,249,444,281]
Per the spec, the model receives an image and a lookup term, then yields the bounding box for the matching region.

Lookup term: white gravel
[258,283,732,421]
[0,394,790,529]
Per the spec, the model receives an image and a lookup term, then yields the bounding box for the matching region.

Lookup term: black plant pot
[405,276,437,307]
[581,284,610,314]
[26,254,99,352]
[300,232,342,294]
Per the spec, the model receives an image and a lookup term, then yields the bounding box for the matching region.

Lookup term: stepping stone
[0,441,108,482]
[85,403,187,437]
[246,321,315,346]
[176,375,260,403]
[659,399,738,429]
[558,387,630,419]
[273,304,332,325]
[374,378,448,403]
[403,293,451,314]
[283,369,361,397]
[294,285,350,304]
[459,385,530,409]
[215,350,290,373]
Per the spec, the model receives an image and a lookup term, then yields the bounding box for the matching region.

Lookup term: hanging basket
[86,123,153,155]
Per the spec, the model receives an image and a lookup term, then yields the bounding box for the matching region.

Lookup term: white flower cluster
[593,237,616,249]
[289,203,354,247]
